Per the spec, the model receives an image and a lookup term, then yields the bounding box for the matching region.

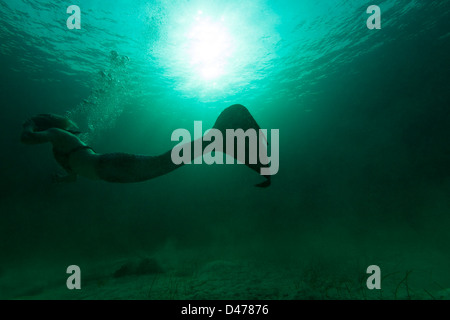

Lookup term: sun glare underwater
[148,1,281,100]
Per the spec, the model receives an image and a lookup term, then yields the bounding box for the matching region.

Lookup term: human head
[27,113,81,134]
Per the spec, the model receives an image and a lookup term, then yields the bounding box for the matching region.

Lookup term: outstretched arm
[21,120,60,145]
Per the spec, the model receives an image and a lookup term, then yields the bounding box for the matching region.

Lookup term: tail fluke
[213,104,271,187]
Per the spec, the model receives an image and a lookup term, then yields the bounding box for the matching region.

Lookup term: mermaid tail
[95,104,271,187]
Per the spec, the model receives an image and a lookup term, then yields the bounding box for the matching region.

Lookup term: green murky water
[1,0,450,300]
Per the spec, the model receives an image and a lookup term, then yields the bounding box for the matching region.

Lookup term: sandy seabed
[8,246,450,300]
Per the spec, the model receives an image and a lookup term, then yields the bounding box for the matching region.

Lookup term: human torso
[50,130,94,174]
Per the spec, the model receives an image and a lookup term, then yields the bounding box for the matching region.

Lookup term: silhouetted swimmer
[20,105,271,187]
